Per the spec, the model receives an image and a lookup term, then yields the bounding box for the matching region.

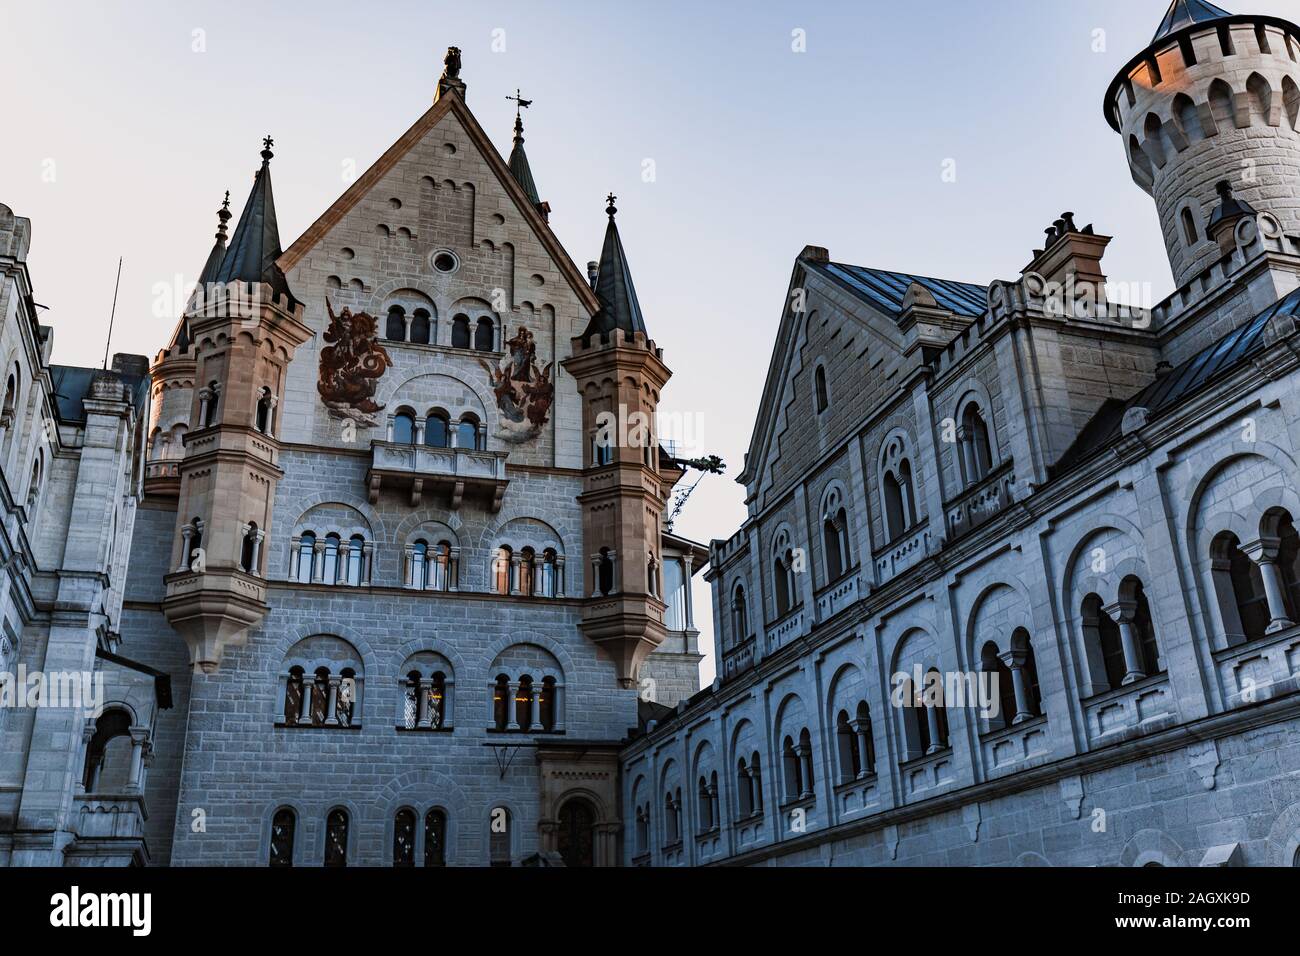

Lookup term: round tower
[1104,2,1300,288]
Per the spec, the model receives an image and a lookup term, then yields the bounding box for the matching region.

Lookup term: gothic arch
[481,632,577,685]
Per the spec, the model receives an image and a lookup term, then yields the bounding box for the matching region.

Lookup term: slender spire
[214,136,298,308]
[170,191,235,352]
[582,194,648,343]
[506,89,544,209]
[1152,0,1231,42]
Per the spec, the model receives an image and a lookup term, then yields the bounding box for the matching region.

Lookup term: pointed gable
[278,89,598,315]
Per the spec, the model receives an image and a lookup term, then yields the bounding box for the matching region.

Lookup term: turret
[161,139,312,671]
[562,195,671,687]
[1104,1,1300,287]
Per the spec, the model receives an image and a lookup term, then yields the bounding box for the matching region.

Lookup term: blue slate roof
[1053,285,1300,476]
[1152,0,1232,42]
[582,199,648,343]
[811,261,988,322]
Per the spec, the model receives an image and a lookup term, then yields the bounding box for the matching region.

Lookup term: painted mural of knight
[482,324,555,442]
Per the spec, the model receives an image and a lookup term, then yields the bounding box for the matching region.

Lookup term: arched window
[255,387,274,434]
[346,534,365,586]
[835,709,860,783]
[1127,579,1162,676]
[1174,92,1205,142]
[781,734,803,802]
[664,791,680,846]
[960,404,993,485]
[240,522,259,573]
[322,533,340,585]
[518,547,536,597]
[737,758,754,818]
[489,807,512,866]
[1082,592,1127,691]
[474,317,495,351]
[598,548,614,595]
[295,532,316,584]
[697,776,713,833]
[635,805,650,855]
[1209,79,1236,133]
[539,549,558,598]
[822,491,849,582]
[880,436,919,541]
[1268,510,1300,621]
[410,539,429,589]
[814,365,829,413]
[1128,135,1153,187]
[427,540,452,591]
[539,676,557,731]
[425,411,449,448]
[457,415,480,450]
[495,546,513,595]
[515,675,534,731]
[592,431,614,466]
[392,409,415,444]
[425,809,447,866]
[386,305,407,341]
[1284,76,1300,131]
[269,807,295,867]
[731,584,749,643]
[1181,206,1199,246]
[284,666,306,723]
[981,641,1017,732]
[493,674,510,730]
[410,308,431,345]
[393,808,417,867]
[452,315,471,349]
[324,809,349,866]
[81,709,133,792]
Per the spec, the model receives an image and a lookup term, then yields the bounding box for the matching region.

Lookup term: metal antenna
[102,256,123,371]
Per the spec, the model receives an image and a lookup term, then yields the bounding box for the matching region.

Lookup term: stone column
[414,416,426,445]
[418,678,434,728]
[126,728,148,792]
[76,724,95,794]
[177,525,194,572]
[288,535,301,579]
[1103,600,1147,685]
[590,555,602,597]
[556,556,566,597]
[529,684,540,729]
[363,542,374,584]
[797,743,814,799]
[403,547,415,588]
[297,676,314,725]
[276,673,290,723]
[553,684,566,732]
[337,542,351,585]
[196,389,211,428]
[1240,537,1296,633]
[682,555,695,629]
[999,649,1034,724]
[324,676,341,726]
[506,682,520,730]
[509,554,522,595]
[851,720,872,777]
[385,415,395,443]
[924,705,943,755]
[312,542,327,584]
[609,550,619,595]
[251,529,265,576]
[449,547,461,592]
[443,680,455,729]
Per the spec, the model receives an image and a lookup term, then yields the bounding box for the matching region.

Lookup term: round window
[432,251,458,274]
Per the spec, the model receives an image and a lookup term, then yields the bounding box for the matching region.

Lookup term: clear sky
[2,0,1293,683]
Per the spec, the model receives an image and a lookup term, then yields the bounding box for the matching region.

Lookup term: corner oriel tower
[161,139,312,671]
[563,196,672,687]
[1106,0,1300,287]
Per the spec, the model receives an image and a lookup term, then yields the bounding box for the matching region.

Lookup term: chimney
[587,260,599,289]
[1021,212,1112,319]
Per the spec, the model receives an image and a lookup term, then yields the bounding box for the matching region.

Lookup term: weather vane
[505,88,533,117]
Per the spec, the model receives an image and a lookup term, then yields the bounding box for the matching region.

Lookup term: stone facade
[0,53,705,868]
[621,3,1300,868]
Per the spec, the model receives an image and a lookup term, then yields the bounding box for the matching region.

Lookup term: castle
[2,0,1300,869]
[622,0,1300,867]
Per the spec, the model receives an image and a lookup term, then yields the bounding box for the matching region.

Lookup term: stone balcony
[873,518,931,586]
[1083,672,1177,747]
[766,606,805,657]
[367,440,510,511]
[980,714,1051,779]
[66,794,149,866]
[815,570,860,624]
[722,634,756,680]
[1214,624,1300,710]
[143,458,182,496]
[945,460,1016,541]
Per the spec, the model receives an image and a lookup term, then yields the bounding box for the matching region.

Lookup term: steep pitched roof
[808,261,988,322]
[215,140,298,308]
[169,193,232,352]
[1152,0,1232,42]
[508,114,541,206]
[582,196,647,343]
[278,88,601,317]
[1052,285,1300,476]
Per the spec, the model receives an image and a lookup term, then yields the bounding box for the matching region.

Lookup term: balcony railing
[815,571,860,624]
[367,441,510,511]
[1083,672,1176,746]
[874,519,930,586]
[722,635,756,679]
[945,460,1016,541]
[766,606,805,656]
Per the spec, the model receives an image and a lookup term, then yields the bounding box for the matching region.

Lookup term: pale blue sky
[2,0,1292,682]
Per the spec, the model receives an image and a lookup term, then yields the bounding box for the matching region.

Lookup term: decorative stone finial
[606,193,618,218]
[260,135,274,164]
[443,46,462,80]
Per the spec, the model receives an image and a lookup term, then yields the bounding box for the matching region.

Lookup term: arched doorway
[556,799,597,868]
